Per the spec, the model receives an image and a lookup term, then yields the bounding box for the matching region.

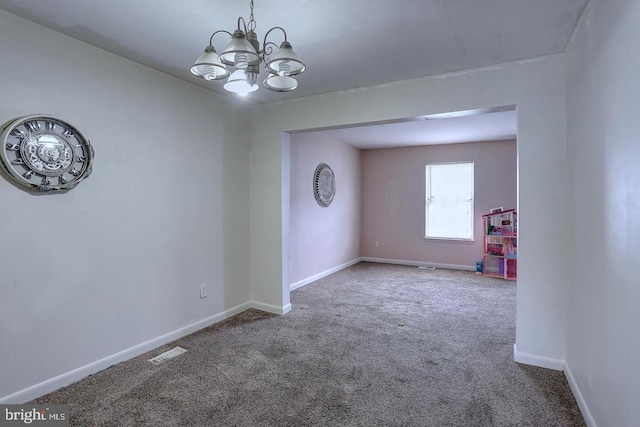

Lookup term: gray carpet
[32,262,585,426]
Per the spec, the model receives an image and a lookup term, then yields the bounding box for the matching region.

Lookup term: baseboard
[289,258,475,292]
[0,301,253,404]
[290,258,362,291]
[361,257,476,271]
[250,301,292,315]
[564,361,597,427]
[513,343,564,371]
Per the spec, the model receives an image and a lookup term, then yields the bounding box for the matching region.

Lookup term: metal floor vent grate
[148,346,188,365]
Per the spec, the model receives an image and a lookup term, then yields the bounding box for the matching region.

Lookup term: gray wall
[249,53,569,371]
[564,0,640,425]
[0,10,250,401]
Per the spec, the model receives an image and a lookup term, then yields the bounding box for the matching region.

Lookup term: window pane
[429,163,473,200]
[427,201,473,239]
[425,162,474,240]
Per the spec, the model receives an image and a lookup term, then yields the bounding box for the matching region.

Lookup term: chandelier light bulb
[202,65,220,80]
[234,52,249,69]
[278,61,291,77]
[245,65,259,86]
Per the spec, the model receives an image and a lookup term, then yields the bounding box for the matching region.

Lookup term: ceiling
[0,0,585,147]
[317,108,517,149]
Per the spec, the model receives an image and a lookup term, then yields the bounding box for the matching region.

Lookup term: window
[425,162,474,240]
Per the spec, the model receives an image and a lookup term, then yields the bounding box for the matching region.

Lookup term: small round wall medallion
[313,163,335,207]
[0,115,94,192]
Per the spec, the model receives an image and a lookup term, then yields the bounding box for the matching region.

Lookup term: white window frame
[425,161,474,241]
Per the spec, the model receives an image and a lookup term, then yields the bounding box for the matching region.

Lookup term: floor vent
[148,346,188,365]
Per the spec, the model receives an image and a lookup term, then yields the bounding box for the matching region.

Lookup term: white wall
[564,0,640,425]
[249,54,569,368]
[0,11,250,402]
[289,132,361,287]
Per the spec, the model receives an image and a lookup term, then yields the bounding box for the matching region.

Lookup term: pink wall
[290,138,516,284]
[289,132,361,285]
[361,140,517,268]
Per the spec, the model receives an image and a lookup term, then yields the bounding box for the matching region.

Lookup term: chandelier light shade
[189,0,305,96]
[190,46,229,81]
[266,41,305,76]
[224,69,259,96]
[219,30,261,68]
[263,74,299,92]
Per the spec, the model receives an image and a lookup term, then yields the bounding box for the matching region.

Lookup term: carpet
[32,262,585,426]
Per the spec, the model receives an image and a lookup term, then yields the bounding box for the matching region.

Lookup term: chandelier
[189,0,306,96]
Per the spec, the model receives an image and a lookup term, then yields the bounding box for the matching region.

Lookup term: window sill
[424,237,475,243]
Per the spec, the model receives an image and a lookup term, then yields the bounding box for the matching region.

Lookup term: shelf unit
[482,209,517,280]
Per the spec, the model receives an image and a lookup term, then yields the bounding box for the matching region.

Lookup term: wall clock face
[0,115,94,192]
[313,163,335,207]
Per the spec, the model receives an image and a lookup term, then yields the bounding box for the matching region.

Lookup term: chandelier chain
[248,0,256,31]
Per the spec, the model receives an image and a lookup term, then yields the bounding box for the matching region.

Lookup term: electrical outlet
[199,284,207,299]
[375,241,379,247]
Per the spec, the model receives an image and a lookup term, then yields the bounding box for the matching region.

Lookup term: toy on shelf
[482,209,517,280]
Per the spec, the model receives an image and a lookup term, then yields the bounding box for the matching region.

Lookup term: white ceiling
[317,108,517,149]
[0,0,584,146]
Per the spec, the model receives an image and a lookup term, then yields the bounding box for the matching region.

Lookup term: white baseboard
[289,258,475,293]
[361,257,476,271]
[0,301,257,404]
[513,343,564,371]
[250,301,291,315]
[290,258,362,291]
[564,362,597,427]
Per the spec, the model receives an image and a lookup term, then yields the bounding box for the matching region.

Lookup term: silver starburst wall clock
[0,115,94,192]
